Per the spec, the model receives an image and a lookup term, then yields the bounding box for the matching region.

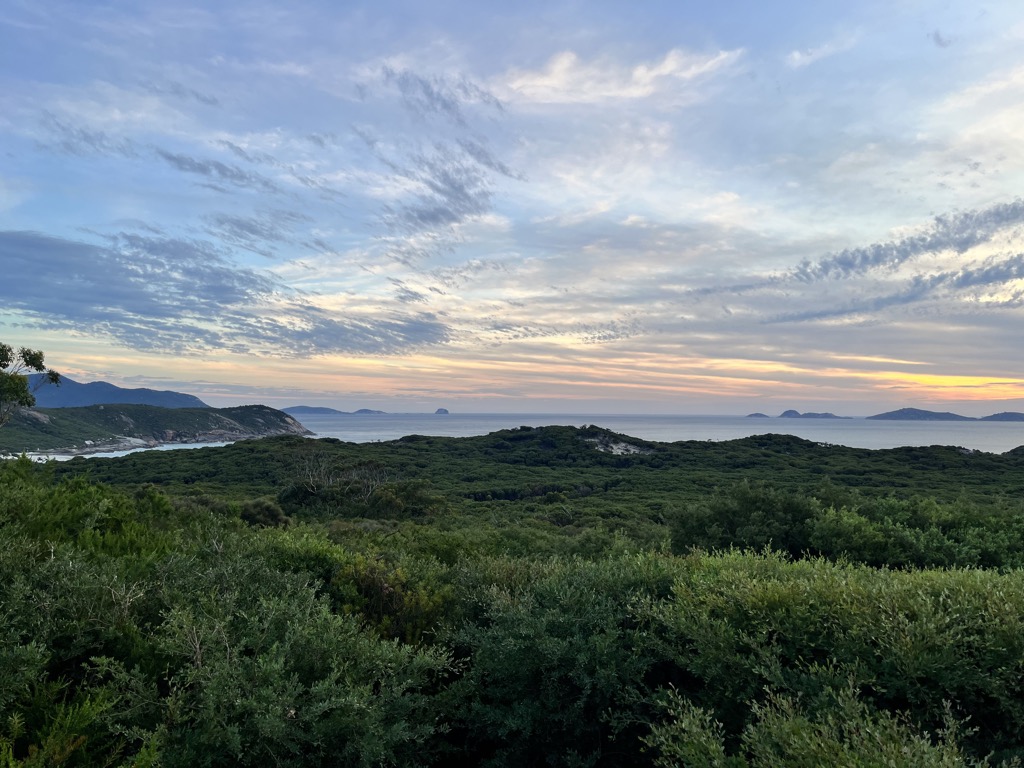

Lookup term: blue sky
[2,0,1023,415]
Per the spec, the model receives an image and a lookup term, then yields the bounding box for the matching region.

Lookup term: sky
[2,0,1024,416]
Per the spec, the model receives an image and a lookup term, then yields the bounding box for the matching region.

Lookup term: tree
[0,343,60,428]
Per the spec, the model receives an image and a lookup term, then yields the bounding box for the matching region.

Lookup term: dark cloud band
[0,230,450,356]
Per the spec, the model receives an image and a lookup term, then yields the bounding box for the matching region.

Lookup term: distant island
[747,410,850,419]
[435,408,450,415]
[745,407,1024,422]
[283,406,386,415]
[867,408,1024,422]
[981,412,1024,422]
[779,409,850,419]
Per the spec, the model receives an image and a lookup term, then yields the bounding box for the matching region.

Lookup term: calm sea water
[293,413,1024,454]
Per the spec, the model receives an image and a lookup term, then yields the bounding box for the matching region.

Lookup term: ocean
[36,412,1024,461]
[292,413,1024,454]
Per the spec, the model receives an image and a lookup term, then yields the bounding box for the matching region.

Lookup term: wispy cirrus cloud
[37,111,140,157]
[140,79,220,107]
[203,209,311,258]
[382,143,495,232]
[216,139,280,166]
[153,148,281,193]
[348,67,518,265]
[382,66,504,125]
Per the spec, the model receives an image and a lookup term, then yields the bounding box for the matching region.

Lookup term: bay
[295,413,1024,454]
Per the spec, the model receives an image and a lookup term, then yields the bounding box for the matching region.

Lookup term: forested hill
[0,403,310,454]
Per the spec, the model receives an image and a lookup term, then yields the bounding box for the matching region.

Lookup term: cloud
[931,30,953,49]
[203,209,311,258]
[141,79,220,106]
[791,198,1024,282]
[382,67,504,125]
[305,132,338,148]
[430,258,513,289]
[214,138,347,201]
[382,143,493,232]
[253,60,312,78]
[680,198,1024,307]
[937,65,1024,112]
[0,176,27,212]
[456,138,520,179]
[455,309,643,346]
[0,230,449,356]
[502,47,742,104]
[389,278,429,304]
[785,32,860,69]
[153,148,280,193]
[348,71,519,265]
[575,318,644,344]
[38,111,139,157]
[216,140,280,166]
[772,252,1024,323]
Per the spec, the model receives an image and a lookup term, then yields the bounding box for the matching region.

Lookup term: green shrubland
[3,426,1024,765]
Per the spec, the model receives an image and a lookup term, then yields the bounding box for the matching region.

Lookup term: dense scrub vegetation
[4,425,1024,765]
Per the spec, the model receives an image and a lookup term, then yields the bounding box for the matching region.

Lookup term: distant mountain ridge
[28,374,208,409]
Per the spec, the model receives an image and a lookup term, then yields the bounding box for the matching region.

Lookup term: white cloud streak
[785,31,860,69]
[501,47,742,104]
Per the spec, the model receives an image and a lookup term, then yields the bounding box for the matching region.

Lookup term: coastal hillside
[0,403,310,454]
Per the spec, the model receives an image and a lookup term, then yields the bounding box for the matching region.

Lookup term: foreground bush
[5,458,1024,765]
[645,686,988,767]
[642,550,1024,763]
[0,460,451,766]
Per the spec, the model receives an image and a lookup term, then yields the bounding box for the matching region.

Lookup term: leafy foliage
[645,686,988,767]
[0,343,60,429]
